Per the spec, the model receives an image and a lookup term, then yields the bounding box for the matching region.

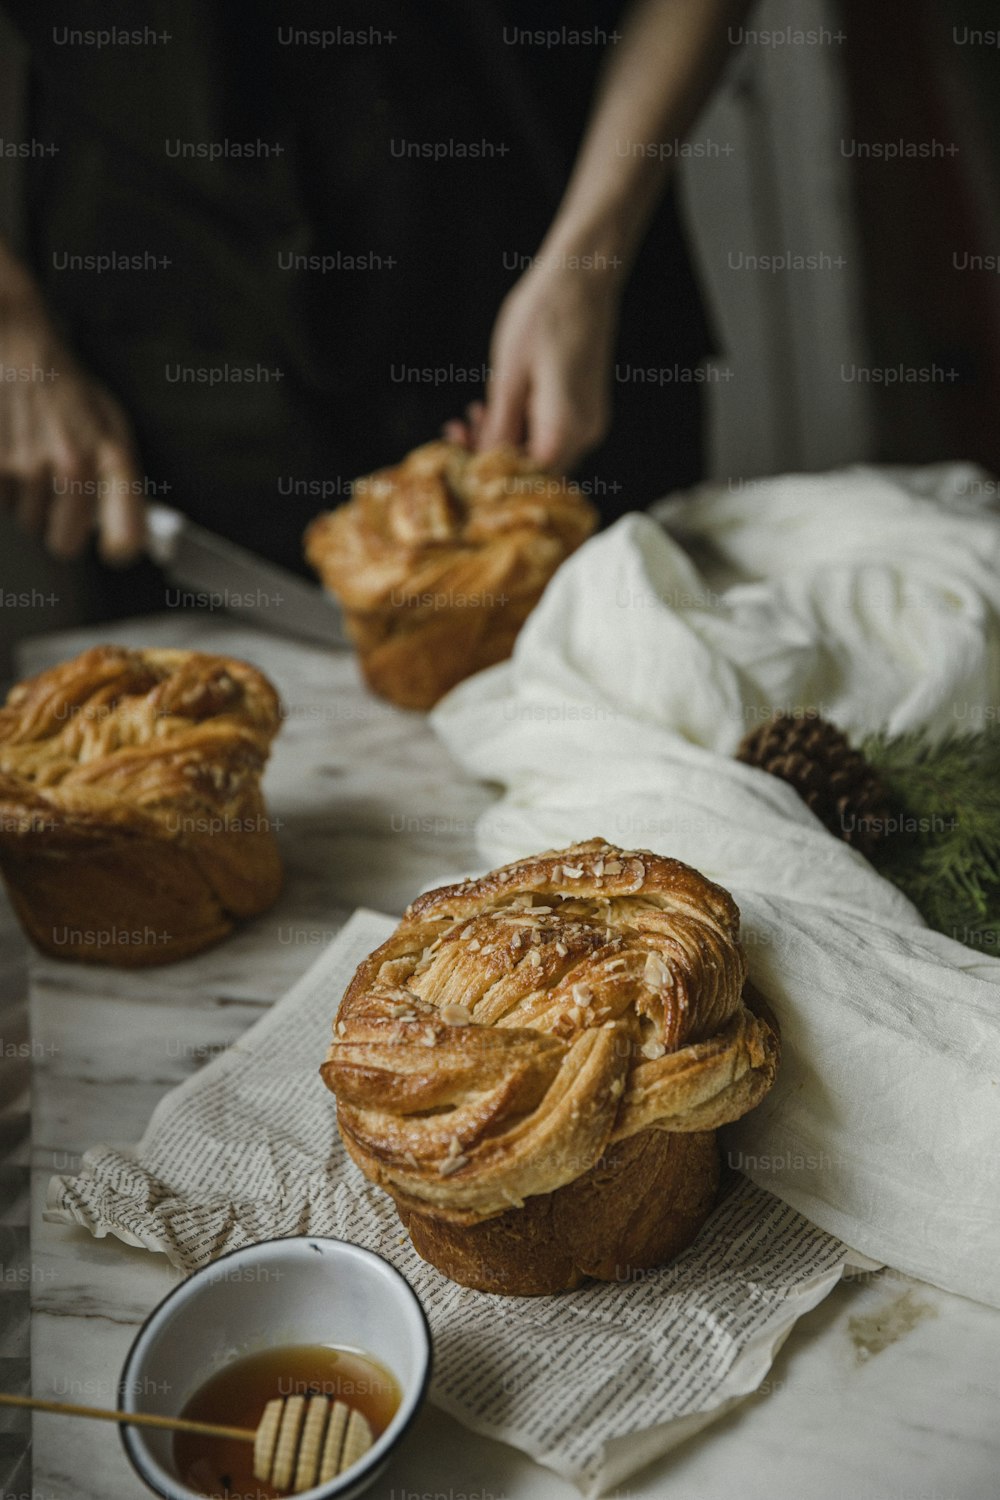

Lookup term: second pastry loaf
[0,645,283,965]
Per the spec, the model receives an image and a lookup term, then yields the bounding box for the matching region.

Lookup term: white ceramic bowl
[117,1236,432,1500]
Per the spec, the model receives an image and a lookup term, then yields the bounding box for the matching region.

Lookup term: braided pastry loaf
[0,645,283,965]
[322,839,779,1294]
[304,441,597,710]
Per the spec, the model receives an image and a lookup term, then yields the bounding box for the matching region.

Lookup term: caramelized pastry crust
[397,1128,722,1296]
[304,441,597,709]
[0,645,283,964]
[322,840,779,1290]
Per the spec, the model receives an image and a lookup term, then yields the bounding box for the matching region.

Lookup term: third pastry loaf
[322,839,780,1293]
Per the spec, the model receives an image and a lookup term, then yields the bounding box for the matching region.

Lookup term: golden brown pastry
[322,839,780,1294]
[0,645,283,966]
[304,441,597,710]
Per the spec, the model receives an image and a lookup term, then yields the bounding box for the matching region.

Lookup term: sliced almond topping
[593,858,605,877]
[421,1028,437,1047]
[562,864,584,879]
[606,958,627,972]
[603,859,623,875]
[527,948,542,968]
[555,941,568,957]
[468,938,482,951]
[572,983,593,1007]
[438,1153,470,1177]
[609,1078,624,1098]
[644,952,672,988]
[641,1039,666,1060]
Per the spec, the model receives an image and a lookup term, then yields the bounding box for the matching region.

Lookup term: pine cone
[736,711,892,858]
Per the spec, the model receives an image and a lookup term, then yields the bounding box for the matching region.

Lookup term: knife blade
[145,503,349,649]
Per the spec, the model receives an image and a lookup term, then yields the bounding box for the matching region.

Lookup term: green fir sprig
[862,725,1000,955]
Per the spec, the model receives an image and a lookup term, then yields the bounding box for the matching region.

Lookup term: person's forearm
[540,0,752,276]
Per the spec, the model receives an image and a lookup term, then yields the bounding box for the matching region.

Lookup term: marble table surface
[10,612,1000,1500]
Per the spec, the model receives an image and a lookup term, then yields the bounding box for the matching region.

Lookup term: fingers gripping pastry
[0,645,283,965]
[322,839,780,1294]
[304,441,597,710]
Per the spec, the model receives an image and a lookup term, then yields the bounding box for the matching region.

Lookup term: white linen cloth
[431,463,1000,1307]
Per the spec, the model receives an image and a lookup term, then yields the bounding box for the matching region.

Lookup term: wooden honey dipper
[0,1388,374,1493]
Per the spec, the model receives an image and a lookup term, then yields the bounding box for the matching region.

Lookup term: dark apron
[5,0,714,575]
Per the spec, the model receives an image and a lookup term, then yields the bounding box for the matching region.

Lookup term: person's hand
[0,290,146,562]
[444,256,621,474]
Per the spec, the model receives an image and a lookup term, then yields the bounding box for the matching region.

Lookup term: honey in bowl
[173,1343,402,1498]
